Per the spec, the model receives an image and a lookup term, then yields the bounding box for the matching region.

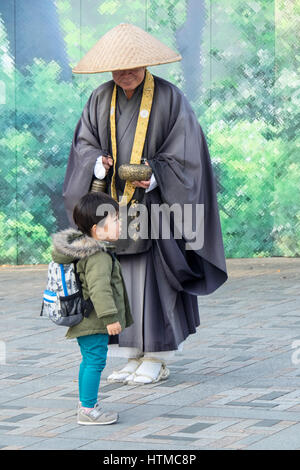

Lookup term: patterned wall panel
[273,0,300,256]
[0,0,299,264]
[0,1,17,264]
[205,0,277,258]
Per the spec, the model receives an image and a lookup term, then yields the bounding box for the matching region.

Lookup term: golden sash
[109,69,154,207]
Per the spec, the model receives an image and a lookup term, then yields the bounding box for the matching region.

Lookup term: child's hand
[106,321,122,335]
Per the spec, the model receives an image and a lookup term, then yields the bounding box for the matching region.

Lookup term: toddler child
[51,191,133,425]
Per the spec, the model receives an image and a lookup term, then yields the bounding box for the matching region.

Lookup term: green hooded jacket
[51,228,133,339]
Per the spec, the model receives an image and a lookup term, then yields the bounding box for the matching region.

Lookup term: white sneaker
[77,404,118,425]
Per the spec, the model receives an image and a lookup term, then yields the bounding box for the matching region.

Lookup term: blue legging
[77,334,109,408]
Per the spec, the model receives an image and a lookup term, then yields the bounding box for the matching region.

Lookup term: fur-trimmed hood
[51,228,116,263]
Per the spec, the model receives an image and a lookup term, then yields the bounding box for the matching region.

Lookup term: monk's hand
[132,180,151,189]
[102,155,114,174]
[132,160,151,189]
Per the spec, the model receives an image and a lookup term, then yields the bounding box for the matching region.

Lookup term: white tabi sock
[107,358,141,381]
[130,358,165,384]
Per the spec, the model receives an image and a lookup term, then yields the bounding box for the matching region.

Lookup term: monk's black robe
[63,72,228,352]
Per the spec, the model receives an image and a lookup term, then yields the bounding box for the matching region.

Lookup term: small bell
[90,177,107,193]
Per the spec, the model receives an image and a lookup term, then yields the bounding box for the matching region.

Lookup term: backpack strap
[73,259,94,318]
[73,251,116,319]
[59,264,68,296]
[108,250,116,274]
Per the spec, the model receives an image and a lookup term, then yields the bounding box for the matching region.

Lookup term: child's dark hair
[73,192,119,236]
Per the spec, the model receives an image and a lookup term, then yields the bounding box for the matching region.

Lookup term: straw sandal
[124,357,170,385]
[106,358,142,383]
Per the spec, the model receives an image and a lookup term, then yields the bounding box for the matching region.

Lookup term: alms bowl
[118,163,152,182]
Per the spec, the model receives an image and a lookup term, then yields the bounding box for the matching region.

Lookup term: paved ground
[0,257,300,450]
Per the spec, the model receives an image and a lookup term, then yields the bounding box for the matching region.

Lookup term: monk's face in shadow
[112,67,146,97]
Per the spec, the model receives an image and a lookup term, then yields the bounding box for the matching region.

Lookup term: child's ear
[91,224,97,236]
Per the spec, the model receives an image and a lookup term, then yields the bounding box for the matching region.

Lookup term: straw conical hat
[72,23,182,74]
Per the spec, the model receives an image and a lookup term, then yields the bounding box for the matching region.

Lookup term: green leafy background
[0,0,299,264]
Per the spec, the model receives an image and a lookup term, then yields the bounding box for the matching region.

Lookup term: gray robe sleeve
[62,92,108,225]
[146,88,228,295]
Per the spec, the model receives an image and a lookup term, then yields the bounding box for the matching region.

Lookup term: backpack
[40,253,116,327]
